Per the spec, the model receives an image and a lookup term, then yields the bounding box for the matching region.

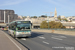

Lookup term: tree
[40,21,48,28]
[40,21,66,29]
[63,18,68,22]
[31,16,37,18]
[33,16,37,18]
[22,16,26,20]
[40,15,47,18]
[58,15,61,21]
[49,21,66,28]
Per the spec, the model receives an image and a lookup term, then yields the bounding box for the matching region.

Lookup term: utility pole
[50,12,53,17]
[44,12,53,17]
[44,12,53,29]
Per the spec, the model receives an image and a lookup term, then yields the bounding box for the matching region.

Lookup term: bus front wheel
[14,34,16,38]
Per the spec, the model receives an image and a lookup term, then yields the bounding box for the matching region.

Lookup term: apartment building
[0,10,18,23]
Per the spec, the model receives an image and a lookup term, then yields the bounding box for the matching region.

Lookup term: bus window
[17,24,30,30]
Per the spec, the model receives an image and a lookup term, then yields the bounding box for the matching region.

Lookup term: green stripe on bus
[14,30,16,35]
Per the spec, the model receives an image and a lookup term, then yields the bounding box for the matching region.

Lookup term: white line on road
[52,35,67,38]
[51,37,63,40]
[21,38,26,40]
[4,32,22,50]
[60,36,67,38]
[38,36,46,39]
[43,41,49,44]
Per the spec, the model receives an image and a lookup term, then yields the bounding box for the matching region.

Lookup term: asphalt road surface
[4,31,75,50]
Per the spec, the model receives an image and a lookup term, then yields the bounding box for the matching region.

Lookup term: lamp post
[44,12,53,29]
[48,20,49,29]
[47,16,49,29]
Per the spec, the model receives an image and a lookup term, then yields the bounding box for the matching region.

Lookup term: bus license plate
[22,32,27,34]
[25,32,27,34]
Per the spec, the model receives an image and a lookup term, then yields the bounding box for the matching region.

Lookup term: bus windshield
[16,24,31,30]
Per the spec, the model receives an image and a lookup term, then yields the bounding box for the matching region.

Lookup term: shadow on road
[3,30,44,38]
[30,32,44,38]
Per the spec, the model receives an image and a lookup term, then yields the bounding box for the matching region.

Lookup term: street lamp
[47,17,49,29]
[46,13,53,29]
[44,12,53,29]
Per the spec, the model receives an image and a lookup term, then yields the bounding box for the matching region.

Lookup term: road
[4,31,75,50]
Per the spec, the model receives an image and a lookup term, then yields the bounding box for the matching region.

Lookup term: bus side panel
[8,30,14,36]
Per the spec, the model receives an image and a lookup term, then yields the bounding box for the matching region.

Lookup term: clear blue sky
[0,0,75,17]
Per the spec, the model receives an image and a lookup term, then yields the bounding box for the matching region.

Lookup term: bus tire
[14,34,16,38]
[9,34,11,36]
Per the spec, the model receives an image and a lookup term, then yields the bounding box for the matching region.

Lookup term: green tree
[40,21,48,28]
[63,18,68,22]
[22,16,26,20]
[40,21,66,29]
[33,16,37,18]
[49,21,66,28]
[58,15,61,21]
[41,15,47,18]
[31,16,37,18]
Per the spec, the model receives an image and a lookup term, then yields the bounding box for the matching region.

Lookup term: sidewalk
[0,30,28,50]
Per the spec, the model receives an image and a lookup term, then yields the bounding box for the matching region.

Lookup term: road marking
[52,35,67,38]
[60,36,67,38]
[43,41,49,44]
[21,38,26,40]
[38,36,46,39]
[51,37,63,40]
[4,32,22,50]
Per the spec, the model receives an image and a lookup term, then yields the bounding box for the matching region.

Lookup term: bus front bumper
[16,34,31,37]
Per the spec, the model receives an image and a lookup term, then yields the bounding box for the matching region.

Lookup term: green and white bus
[8,20,32,38]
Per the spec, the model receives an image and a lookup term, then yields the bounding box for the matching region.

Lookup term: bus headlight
[28,32,31,34]
[16,32,19,35]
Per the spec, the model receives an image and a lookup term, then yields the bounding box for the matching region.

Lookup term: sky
[0,0,75,17]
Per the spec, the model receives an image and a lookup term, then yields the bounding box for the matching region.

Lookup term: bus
[8,20,32,38]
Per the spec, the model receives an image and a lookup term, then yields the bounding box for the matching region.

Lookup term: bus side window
[12,26,14,30]
[14,26,16,30]
[12,26,15,30]
[12,25,16,30]
[9,24,11,30]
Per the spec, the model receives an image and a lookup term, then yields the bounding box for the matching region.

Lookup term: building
[18,16,23,20]
[54,8,57,18]
[0,10,4,22]
[62,22,75,29]
[0,10,18,23]
[66,16,75,22]
[58,15,65,19]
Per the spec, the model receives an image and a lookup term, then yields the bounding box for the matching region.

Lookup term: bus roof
[9,20,31,24]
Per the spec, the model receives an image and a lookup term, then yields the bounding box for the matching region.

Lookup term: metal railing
[31,28,75,31]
